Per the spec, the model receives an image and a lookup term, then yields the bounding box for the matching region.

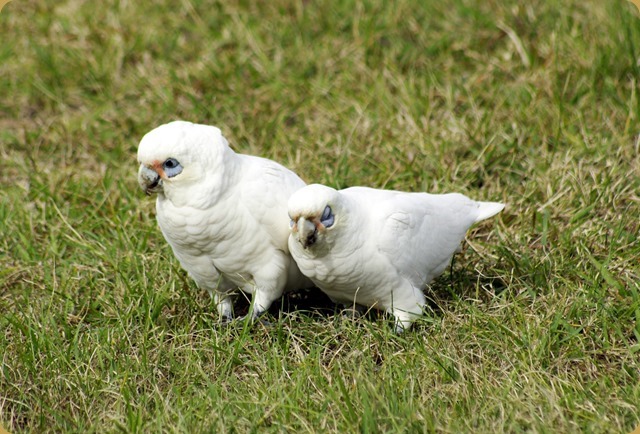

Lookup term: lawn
[1,0,639,432]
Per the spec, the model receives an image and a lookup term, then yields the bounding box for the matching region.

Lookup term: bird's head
[288,184,341,250]
[137,121,231,202]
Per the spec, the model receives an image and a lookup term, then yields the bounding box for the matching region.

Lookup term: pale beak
[297,217,318,249]
[138,165,162,195]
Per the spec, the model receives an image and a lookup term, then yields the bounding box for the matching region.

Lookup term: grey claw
[232,314,272,328]
[340,307,363,319]
[256,318,272,327]
[219,316,234,325]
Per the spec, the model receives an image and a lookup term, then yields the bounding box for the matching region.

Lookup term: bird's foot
[235,312,272,328]
[219,315,234,325]
[340,303,366,320]
[340,307,363,319]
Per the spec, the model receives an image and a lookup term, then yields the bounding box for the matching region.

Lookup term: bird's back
[342,187,503,287]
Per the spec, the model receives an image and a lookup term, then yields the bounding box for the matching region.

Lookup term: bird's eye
[320,205,334,228]
[289,219,295,229]
[162,158,183,178]
[321,206,331,220]
[164,158,178,169]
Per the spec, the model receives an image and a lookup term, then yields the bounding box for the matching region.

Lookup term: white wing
[344,188,502,288]
[239,155,306,252]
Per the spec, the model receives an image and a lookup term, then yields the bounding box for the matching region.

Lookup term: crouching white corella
[287,184,504,332]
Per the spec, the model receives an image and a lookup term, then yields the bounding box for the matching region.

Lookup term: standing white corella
[137,120,312,322]
[287,184,504,332]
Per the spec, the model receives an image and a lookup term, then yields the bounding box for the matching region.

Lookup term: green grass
[1,0,639,432]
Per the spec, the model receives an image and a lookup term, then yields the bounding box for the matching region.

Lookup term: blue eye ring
[162,158,183,178]
[321,205,331,220]
[320,205,334,228]
[163,158,179,169]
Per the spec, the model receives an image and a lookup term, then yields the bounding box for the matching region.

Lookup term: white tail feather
[474,201,505,223]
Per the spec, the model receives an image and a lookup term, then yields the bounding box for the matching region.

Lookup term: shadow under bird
[287,183,505,333]
[137,120,313,322]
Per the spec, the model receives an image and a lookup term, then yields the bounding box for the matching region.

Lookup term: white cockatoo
[137,121,313,321]
[287,184,504,332]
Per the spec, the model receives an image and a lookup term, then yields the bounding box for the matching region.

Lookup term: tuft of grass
[1,0,639,432]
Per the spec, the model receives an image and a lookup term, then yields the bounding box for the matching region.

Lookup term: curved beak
[296,217,318,249]
[138,165,163,195]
